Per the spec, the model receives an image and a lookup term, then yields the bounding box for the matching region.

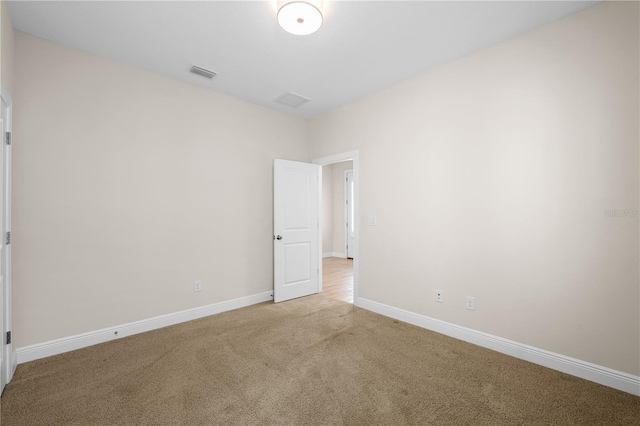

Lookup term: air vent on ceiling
[274,92,311,108]
[189,65,217,79]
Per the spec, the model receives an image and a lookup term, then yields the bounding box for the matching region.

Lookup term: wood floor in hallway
[322,257,353,303]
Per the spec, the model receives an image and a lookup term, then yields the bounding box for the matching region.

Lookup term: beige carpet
[1,295,638,425]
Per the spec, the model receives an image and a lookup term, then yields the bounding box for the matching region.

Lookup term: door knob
[276,235,283,240]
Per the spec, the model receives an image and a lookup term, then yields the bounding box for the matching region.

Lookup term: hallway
[322,257,353,303]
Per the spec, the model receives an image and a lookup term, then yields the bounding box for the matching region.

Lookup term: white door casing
[0,110,5,394]
[273,159,320,303]
[0,87,13,394]
[345,170,354,259]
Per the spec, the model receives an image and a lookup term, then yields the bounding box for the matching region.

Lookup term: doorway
[272,151,359,306]
[314,151,359,305]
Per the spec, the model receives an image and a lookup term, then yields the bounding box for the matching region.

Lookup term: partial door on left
[0,89,12,394]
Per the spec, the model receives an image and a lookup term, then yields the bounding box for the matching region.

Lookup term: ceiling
[7,0,600,119]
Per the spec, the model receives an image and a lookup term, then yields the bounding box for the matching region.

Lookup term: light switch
[367,216,377,226]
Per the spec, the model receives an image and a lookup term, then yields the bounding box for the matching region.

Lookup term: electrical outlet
[466,296,475,310]
[194,280,202,292]
[435,290,443,303]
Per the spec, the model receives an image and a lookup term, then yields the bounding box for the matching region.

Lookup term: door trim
[312,151,359,304]
[0,85,14,392]
[344,169,353,259]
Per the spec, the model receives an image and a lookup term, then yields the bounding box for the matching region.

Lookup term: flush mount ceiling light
[277,0,323,36]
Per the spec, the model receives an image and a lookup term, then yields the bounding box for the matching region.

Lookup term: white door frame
[344,169,353,259]
[0,85,14,392]
[312,151,359,304]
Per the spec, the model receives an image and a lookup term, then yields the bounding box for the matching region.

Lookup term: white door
[0,90,11,394]
[273,159,320,303]
[345,170,354,259]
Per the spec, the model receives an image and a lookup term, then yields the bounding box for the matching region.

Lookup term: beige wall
[322,164,333,253]
[309,1,639,375]
[332,161,353,255]
[1,0,15,94]
[13,33,308,348]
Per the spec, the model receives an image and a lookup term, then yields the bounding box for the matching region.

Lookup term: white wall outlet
[194,280,202,292]
[367,216,377,226]
[435,290,443,303]
[466,296,475,310]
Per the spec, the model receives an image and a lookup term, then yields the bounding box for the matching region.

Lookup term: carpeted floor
[1,295,638,425]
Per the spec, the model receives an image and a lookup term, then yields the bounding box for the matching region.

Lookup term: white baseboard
[16,292,638,396]
[16,291,274,364]
[355,297,640,396]
[322,252,347,259]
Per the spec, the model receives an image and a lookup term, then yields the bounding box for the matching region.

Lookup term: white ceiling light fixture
[277,0,323,36]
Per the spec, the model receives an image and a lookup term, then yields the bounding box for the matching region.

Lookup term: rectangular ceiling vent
[189,65,217,79]
[275,92,311,108]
